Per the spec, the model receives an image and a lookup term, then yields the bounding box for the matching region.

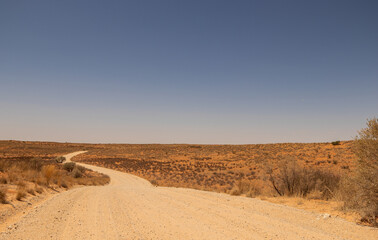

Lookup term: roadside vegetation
[0,157,109,204]
[224,119,378,226]
[340,118,378,225]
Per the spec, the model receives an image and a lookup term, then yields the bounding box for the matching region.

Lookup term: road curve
[1,151,377,240]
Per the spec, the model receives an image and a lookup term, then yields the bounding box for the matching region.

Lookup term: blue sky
[0,0,377,144]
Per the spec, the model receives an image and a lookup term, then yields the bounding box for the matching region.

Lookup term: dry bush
[72,167,83,178]
[0,188,7,204]
[341,118,378,225]
[331,141,341,146]
[268,158,340,199]
[55,156,66,163]
[63,162,76,172]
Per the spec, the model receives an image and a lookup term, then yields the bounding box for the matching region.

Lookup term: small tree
[353,118,378,224]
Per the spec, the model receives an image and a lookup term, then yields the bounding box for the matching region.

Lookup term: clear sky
[0,0,377,144]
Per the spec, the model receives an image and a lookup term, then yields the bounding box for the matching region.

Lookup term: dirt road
[1,151,377,240]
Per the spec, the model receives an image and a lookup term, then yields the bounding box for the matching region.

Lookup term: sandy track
[1,152,377,240]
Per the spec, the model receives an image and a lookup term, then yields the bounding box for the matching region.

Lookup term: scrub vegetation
[0,156,109,203]
[0,119,376,226]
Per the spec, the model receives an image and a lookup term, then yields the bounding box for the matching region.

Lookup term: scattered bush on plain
[63,162,76,172]
[267,158,340,200]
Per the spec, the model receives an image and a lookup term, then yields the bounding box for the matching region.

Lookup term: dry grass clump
[27,188,35,195]
[16,189,27,201]
[149,179,159,186]
[42,165,57,186]
[34,185,44,194]
[229,180,258,196]
[15,181,27,201]
[0,188,7,204]
[0,176,7,184]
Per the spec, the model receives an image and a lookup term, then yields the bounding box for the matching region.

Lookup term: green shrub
[331,141,341,146]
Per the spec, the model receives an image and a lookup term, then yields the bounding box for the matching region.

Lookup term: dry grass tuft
[149,179,159,186]
[0,176,8,184]
[35,185,44,194]
[16,189,26,201]
[229,179,263,197]
[42,165,57,186]
[27,188,35,196]
[0,188,7,204]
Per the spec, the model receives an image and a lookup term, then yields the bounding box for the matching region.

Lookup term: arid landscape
[0,150,377,240]
[2,1,377,239]
[1,118,378,239]
[0,140,355,195]
[0,140,367,221]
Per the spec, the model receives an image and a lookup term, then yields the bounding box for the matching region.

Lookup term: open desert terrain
[0,140,356,193]
[72,141,356,193]
[1,151,377,240]
[1,140,377,239]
